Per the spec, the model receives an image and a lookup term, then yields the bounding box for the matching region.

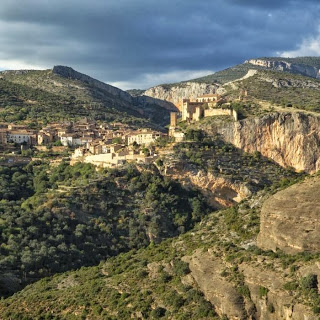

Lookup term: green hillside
[0,161,209,297]
[0,68,173,128]
[226,70,320,113]
[1,174,317,320]
[187,56,320,85]
[189,64,265,84]
[0,130,301,297]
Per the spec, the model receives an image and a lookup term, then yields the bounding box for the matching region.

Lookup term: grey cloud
[0,0,319,88]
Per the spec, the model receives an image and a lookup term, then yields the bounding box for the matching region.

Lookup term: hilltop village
[0,92,239,167]
[0,120,166,166]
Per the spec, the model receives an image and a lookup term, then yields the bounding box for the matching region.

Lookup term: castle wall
[204,108,238,121]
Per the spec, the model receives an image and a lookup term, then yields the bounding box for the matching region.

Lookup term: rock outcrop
[201,112,320,173]
[183,249,319,320]
[262,75,320,89]
[257,176,320,254]
[240,263,318,320]
[245,59,320,79]
[183,250,249,319]
[143,81,219,110]
[163,160,252,208]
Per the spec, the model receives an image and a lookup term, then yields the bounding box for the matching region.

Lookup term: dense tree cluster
[0,161,209,296]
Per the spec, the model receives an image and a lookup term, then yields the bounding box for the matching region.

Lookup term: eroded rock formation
[163,161,252,208]
[143,81,219,110]
[257,176,320,254]
[245,59,320,79]
[201,112,320,173]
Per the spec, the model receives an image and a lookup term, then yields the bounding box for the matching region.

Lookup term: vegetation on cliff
[170,129,301,191]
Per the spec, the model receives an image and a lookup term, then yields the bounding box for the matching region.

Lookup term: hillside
[1,174,319,320]
[224,70,320,113]
[0,66,177,128]
[0,130,301,298]
[0,161,209,297]
[140,57,320,111]
[1,57,320,320]
[192,56,320,84]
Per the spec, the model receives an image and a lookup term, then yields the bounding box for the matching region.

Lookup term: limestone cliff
[163,162,252,208]
[199,112,320,173]
[245,59,320,79]
[143,81,219,110]
[257,176,320,254]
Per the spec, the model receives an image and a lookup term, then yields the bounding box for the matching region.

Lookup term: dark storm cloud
[0,0,319,89]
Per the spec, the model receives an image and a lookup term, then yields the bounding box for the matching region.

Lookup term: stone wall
[204,108,238,121]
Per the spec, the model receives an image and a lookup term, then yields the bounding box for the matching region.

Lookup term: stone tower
[170,112,177,127]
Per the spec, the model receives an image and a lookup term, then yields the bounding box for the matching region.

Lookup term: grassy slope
[190,57,320,84]
[225,70,320,113]
[151,57,320,88]
[0,70,166,128]
[1,175,319,320]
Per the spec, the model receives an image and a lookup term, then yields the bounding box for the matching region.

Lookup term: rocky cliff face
[183,250,250,319]
[200,112,320,173]
[246,59,320,79]
[183,249,319,320]
[257,176,320,254]
[163,162,252,208]
[143,81,219,109]
[262,74,320,89]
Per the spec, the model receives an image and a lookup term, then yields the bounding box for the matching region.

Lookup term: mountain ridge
[0,65,177,127]
[137,56,320,111]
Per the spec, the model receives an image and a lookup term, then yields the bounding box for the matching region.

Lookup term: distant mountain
[138,56,320,112]
[0,66,177,127]
[191,56,320,84]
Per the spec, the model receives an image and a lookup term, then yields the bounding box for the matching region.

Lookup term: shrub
[173,260,190,277]
[150,307,166,318]
[300,274,318,291]
[194,300,215,317]
[283,281,298,291]
[237,285,251,299]
[258,286,268,299]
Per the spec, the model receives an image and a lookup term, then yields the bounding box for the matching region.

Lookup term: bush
[258,286,268,299]
[150,307,166,318]
[173,260,190,277]
[194,300,215,317]
[237,285,251,299]
[283,281,299,291]
[300,274,318,291]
